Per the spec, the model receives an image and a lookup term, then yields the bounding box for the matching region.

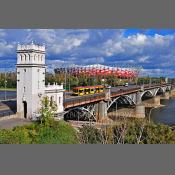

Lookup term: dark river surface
[0,90,175,125]
[150,97,175,126]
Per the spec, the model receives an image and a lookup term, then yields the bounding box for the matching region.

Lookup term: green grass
[0,120,79,144]
[0,88,16,91]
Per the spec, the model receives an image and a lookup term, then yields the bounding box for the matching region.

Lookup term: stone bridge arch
[140,90,154,100]
[166,86,171,91]
[107,95,136,111]
[64,105,96,121]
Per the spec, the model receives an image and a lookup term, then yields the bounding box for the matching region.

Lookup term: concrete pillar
[135,105,145,118]
[136,92,141,105]
[170,90,175,97]
[95,101,107,121]
[95,103,99,121]
[153,96,160,105]
[163,92,170,100]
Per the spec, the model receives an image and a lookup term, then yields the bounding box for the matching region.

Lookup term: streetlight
[115,100,118,118]
[4,72,7,100]
[148,107,157,123]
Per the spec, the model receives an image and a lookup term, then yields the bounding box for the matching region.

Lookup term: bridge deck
[64,84,170,109]
[0,84,171,110]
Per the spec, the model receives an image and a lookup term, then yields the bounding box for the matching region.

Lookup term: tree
[79,119,175,144]
[39,96,57,125]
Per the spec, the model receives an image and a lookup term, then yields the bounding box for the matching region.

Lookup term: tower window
[24,69,26,72]
[59,97,61,104]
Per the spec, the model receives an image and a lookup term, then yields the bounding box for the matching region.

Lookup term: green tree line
[0,71,166,90]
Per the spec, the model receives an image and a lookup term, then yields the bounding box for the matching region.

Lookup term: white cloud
[128,33,147,46]
[35,29,56,43]
[138,56,150,63]
[25,29,90,54]
[81,57,105,64]
[0,29,6,38]
[1,29,175,76]
[0,42,14,57]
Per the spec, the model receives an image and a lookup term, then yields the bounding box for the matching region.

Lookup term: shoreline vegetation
[0,94,174,144]
[0,118,174,144]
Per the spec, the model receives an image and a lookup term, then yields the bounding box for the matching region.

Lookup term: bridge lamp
[4,71,7,100]
[148,106,158,123]
[4,80,7,100]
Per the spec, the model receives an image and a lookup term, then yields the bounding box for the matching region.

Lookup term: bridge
[63,84,173,121]
[0,84,174,120]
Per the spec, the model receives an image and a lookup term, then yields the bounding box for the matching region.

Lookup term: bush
[79,125,103,144]
[0,128,32,144]
[79,119,175,144]
[0,121,78,144]
[33,121,78,144]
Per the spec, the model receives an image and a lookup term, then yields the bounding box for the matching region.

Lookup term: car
[124,83,129,87]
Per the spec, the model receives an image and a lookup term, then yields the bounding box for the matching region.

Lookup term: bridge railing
[64,93,105,108]
[111,87,140,97]
[64,84,171,109]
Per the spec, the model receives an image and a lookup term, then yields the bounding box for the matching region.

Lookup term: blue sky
[0,29,175,77]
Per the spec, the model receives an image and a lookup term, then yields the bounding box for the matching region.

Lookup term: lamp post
[4,72,7,100]
[115,100,118,118]
[148,107,157,123]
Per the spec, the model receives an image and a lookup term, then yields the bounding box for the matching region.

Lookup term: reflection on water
[151,97,175,125]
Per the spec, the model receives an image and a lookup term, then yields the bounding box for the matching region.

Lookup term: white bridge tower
[16,43,46,119]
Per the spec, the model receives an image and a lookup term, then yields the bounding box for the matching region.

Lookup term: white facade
[16,43,64,119]
[45,83,64,113]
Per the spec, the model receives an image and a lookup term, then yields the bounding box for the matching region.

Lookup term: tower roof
[17,43,45,52]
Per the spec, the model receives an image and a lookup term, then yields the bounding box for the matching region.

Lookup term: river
[150,97,175,125]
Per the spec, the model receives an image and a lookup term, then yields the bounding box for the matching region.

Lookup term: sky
[0,29,175,77]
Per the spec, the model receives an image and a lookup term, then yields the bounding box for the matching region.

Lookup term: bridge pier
[135,104,145,118]
[161,92,170,100]
[170,89,175,97]
[134,91,145,118]
[153,96,160,106]
[95,101,107,121]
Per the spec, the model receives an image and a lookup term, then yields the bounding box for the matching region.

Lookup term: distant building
[16,43,64,119]
[54,64,140,79]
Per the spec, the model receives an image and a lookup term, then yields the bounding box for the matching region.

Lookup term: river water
[150,97,175,125]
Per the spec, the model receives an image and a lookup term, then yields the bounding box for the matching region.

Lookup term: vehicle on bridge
[72,85,104,96]
[123,83,129,87]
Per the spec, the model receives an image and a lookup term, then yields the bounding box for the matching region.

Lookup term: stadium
[54,64,141,79]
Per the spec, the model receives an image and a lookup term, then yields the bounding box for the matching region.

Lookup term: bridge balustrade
[64,84,171,109]
[64,93,105,108]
